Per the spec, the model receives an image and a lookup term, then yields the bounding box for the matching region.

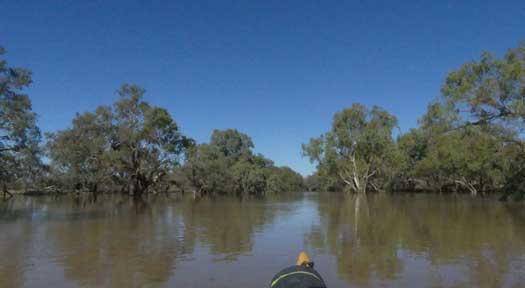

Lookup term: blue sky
[1,1,524,175]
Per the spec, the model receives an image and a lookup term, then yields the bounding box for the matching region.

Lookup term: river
[1,192,524,287]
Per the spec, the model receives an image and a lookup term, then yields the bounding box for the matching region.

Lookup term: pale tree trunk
[455,177,478,196]
[338,153,376,194]
[353,194,370,244]
[354,194,360,235]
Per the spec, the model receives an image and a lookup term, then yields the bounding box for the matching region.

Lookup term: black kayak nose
[270,265,327,288]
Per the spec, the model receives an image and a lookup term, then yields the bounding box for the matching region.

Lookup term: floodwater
[1,193,525,288]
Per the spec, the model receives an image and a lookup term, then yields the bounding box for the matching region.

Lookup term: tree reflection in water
[9,194,287,287]
[44,196,194,287]
[305,193,525,287]
[1,194,525,288]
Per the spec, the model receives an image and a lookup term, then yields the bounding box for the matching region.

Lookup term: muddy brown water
[1,192,524,287]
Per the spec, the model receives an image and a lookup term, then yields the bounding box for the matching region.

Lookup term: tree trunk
[455,178,478,196]
[479,175,485,196]
[92,183,98,197]
[3,184,13,200]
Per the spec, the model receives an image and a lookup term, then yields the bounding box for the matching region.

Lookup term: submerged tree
[47,107,113,194]
[178,129,304,196]
[0,47,42,193]
[111,84,191,197]
[395,98,517,195]
[47,84,191,197]
[440,43,525,199]
[305,44,525,198]
[303,104,399,193]
[413,125,511,195]
[181,143,234,196]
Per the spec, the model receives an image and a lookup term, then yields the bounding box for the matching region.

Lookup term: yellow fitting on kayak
[296,251,310,266]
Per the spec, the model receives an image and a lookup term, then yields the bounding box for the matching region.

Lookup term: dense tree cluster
[45,92,303,197]
[2,42,525,199]
[46,84,192,197]
[304,44,525,199]
[174,129,305,197]
[0,46,304,197]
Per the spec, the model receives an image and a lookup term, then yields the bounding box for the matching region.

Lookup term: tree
[0,46,42,192]
[47,84,191,197]
[178,128,304,196]
[396,99,515,195]
[180,144,234,197]
[230,160,267,195]
[111,84,191,197]
[442,43,525,130]
[303,104,398,193]
[440,43,525,199]
[47,107,113,194]
[210,129,254,159]
[266,166,305,193]
[413,126,509,195]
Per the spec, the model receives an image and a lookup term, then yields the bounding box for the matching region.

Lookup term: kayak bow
[270,252,327,288]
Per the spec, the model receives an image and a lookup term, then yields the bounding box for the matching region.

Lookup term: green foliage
[306,43,525,199]
[439,43,525,198]
[47,84,191,196]
[181,144,234,195]
[46,108,112,191]
[178,129,304,196]
[0,47,43,189]
[4,42,525,200]
[210,129,254,159]
[412,126,511,194]
[442,43,525,127]
[303,104,398,193]
[266,167,305,194]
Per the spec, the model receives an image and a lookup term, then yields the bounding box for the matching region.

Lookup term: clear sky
[1,1,524,175]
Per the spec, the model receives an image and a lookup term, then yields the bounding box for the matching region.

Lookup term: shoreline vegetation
[1,43,525,201]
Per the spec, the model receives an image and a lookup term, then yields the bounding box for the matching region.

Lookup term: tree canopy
[0,47,42,191]
[47,84,192,197]
[2,42,525,200]
[177,129,305,197]
[303,104,399,193]
[305,43,525,198]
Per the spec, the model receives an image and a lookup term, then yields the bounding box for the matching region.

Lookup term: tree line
[303,43,525,200]
[0,46,304,198]
[1,43,525,199]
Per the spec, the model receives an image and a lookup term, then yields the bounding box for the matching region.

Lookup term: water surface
[1,193,524,287]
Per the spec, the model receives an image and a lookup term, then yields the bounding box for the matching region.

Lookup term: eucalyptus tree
[397,100,514,195]
[210,128,254,159]
[178,129,253,197]
[266,166,305,193]
[179,128,304,196]
[180,143,234,197]
[0,47,42,192]
[440,43,525,198]
[413,125,511,195]
[47,84,191,197]
[442,43,525,129]
[47,107,113,193]
[303,104,398,193]
[110,84,192,197]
